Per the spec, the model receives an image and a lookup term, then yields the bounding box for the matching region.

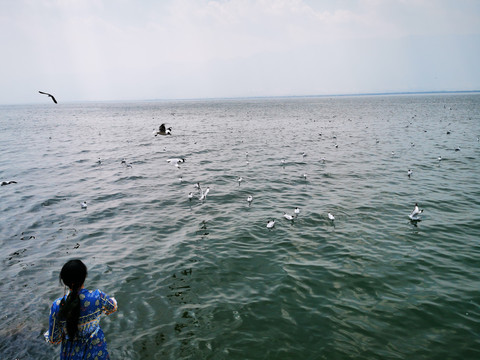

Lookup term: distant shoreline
[118,90,480,103]
[2,90,480,106]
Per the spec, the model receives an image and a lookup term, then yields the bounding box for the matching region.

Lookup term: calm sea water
[1,94,479,359]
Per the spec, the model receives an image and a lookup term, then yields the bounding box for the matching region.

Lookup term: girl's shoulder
[79,288,105,299]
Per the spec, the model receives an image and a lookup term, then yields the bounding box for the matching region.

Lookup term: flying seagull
[38,91,57,104]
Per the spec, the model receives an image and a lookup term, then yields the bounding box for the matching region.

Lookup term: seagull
[294,207,300,217]
[237,177,243,186]
[155,124,171,136]
[247,195,253,205]
[188,192,193,201]
[437,156,442,161]
[409,203,423,221]
[179,176,183,182]
[81,201,87,209]
[97,158,102,165]
[302,173,307,180]
[328,213,335,221]
[1,180,17,186]
[167,158,186,165]
[194,182,201,190]
[302,152,307,158]
[199,187,210,201]
[455,146,461,152]
[121,158,132,168]
[407,169,413,178]
[38,91,57,104]
[266,220,275,229]
[281,159,285,167]
[283,212,294,221]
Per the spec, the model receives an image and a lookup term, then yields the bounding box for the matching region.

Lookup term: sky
[1,0,479,104]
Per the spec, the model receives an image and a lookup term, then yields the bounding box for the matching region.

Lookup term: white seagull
[167,158,186,165]
[407,169,413,178]
[247,195,253,205]
[199,187,210,201]
[328,213,335,221]
[81,201,87,209]
[409,203,423,221]
[283,212,294,221]
[267,220,275,229]
[237,177,243,186]
[294,207,300,217]
[188,192,193,201]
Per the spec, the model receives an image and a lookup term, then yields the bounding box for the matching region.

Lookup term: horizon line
[2,89,480,106]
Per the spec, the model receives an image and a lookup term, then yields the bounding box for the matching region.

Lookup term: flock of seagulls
[12,96,477,233]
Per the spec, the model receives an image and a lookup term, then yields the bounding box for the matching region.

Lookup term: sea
[0,93,479,359]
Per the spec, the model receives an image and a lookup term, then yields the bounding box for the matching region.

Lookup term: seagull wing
[39,91,57,104]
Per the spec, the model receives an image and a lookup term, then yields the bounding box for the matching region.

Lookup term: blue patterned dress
[45,288,118,360]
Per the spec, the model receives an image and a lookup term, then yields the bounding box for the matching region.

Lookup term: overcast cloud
[1,0,479,104]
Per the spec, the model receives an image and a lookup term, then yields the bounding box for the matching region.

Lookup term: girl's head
[60,259,87,290]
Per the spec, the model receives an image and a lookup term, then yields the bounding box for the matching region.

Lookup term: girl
[45,259,118,359]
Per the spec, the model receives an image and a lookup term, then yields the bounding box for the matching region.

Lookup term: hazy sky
[1,0,479,104]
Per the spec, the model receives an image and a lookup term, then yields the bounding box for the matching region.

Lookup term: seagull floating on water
[247,195,253,205]
[39,91,57,104]
[188,192,193,201]
[294,207,300,217]
[121,158,132,168]
[81,201,87,209]
[328,213,335,221]
[237,177,243,186]
[267,220,275,229]
[167,158,186,164]
[438,156,442,161]
[283,212,294,221]
[407,169,413,178]
[409,203,423,221]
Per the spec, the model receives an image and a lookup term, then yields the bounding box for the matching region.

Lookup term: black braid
[59,284,81,339]
[58,259,87,340]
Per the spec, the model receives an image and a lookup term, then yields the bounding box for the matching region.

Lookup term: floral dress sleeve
[44,298,64,344]
[99,290,118,315]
